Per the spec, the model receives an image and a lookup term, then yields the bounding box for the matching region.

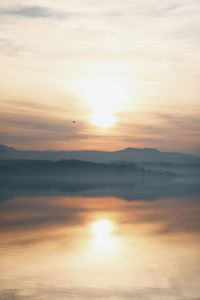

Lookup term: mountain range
[0,145,199,163]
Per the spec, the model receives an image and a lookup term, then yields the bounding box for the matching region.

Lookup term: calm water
[0,192,200,299]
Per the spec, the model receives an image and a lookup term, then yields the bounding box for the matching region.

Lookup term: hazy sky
[0,0,200,153]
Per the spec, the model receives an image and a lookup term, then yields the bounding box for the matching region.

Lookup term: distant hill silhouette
[0,159,174,178]
[0,157,199,202]
[0,159,199,203]
[0,145,199,163]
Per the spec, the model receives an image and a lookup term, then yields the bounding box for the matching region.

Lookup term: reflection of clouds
[0,194,200,247]
[0,196,88,246]
[122,198,200,235]
[0,282,200,300]
[0,195,200,300]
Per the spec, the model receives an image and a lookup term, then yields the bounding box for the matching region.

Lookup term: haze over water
[0,192,200,300]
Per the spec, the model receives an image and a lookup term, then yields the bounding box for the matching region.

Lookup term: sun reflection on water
[89,218,120,257]
[92,219,114,237]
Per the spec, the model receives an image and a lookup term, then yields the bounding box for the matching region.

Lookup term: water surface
[0,192,200,299]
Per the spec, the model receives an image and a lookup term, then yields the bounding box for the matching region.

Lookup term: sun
[91,219,114,237]
[83,77,127,129]
[74,62,131,129]
[90,111,116,129]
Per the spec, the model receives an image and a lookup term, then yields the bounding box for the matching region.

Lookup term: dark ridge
[0,159,175,177]
[0,144,199,163]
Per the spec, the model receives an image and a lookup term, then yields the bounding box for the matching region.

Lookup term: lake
[0,191,200,300]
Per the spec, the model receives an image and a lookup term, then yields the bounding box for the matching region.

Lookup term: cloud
[117,112,200,154]
[0,5,65,19]
[1,1,199,21]
[0,1,199,152]
[0,38,21,56]
[1,109,200,153]
[0,104,94,148]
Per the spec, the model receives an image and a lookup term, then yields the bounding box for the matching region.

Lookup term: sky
[0,0,199,153]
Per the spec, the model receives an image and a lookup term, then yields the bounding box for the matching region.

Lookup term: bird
[72,120,76,123]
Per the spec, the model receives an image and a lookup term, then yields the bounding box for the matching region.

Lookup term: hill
[0,145,199,163]
[0,159,174,178]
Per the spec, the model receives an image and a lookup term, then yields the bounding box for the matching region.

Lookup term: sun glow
[82,77,128,129]
[75,63,132,129]
[90,111,116,129]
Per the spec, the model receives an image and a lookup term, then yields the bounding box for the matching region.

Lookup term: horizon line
[0,144,199,157]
